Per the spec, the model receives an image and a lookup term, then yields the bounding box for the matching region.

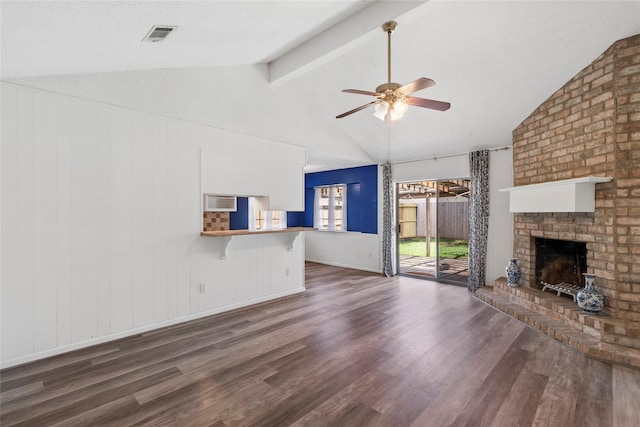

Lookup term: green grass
[399,237,468,259]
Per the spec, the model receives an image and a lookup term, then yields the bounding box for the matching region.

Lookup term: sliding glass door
[397,179,470,284]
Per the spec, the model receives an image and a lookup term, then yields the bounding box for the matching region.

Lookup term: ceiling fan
[336,21,450,121]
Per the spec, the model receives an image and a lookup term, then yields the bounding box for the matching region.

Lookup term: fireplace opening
[535,238,587,290]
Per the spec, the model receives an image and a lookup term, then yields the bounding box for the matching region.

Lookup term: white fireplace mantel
[499,176,613,213]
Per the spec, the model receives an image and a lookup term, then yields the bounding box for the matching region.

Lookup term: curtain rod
[390,145,511,165]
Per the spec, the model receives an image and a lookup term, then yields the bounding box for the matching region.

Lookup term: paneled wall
[1,82,305,367]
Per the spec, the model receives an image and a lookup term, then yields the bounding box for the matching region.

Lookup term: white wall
[201,147,304,211]
[486,148,513,282]
[305,231,381,273]
[0,82,305,368]
[392,155,470,183]
[392,149,514,284]
[12,65,372,170]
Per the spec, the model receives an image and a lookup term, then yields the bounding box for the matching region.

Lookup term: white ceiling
[2,1,639,171]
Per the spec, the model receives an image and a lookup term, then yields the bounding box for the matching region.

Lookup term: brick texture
[512,34,640,340]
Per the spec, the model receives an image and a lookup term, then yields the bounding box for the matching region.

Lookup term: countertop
[200,227,316,237]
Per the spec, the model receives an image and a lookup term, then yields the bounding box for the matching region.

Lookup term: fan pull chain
[386,124,391,162]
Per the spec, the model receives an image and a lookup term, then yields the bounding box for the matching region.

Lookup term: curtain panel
[339,185,347,232]
[313,188,321,230]
[468,150,490,291]
[382,162,394,277]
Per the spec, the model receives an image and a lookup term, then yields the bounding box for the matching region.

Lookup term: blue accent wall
[289,164,378,234]
[287,211,305,227]
[229,197,249,230]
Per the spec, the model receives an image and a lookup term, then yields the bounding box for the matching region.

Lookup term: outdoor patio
[399,254,469,284]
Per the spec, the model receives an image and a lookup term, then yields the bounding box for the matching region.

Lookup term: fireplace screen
[535,238,587,290]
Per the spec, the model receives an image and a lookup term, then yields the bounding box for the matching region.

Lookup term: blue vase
[577,273,604,314]
[506,258,521,287]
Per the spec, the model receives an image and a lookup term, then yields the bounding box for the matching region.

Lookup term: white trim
[0,287,305,369]
[305,259,382,274]
[313,184,347,231]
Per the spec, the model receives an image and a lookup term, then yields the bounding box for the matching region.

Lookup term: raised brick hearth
[478,34,640,369]
[476,280,640,368]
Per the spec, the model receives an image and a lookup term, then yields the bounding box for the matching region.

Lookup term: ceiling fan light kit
[336,21,450,122]
[373,102,389,120]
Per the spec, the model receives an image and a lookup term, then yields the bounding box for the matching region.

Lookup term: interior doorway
[396,179,470,284]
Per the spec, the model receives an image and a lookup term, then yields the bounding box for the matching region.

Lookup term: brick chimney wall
[512,34,640,324]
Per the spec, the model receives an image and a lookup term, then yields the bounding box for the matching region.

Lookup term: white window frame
[314,184,347,232]
[249,198,287,230]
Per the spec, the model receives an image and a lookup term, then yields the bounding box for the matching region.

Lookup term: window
[314,184,347,231]
[255,210,287,230]
[248,197,287,230]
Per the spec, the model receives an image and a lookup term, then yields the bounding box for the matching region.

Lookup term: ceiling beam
[268,0,430,85]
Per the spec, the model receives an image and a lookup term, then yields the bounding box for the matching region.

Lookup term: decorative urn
[506,258,521,287]
[576,273,604,314]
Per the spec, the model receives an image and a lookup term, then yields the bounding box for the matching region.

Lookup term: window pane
[272,211,279,229]
[320,187,330,229]
[333,185,344,230]
[255,210,287,230]
[315,185,346,231]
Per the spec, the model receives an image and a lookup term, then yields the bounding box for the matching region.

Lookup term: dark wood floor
[2,262,639,426]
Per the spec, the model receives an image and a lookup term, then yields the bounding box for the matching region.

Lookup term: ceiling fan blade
[406,96,451,111]
[342,89,380,96]
[336,101,379,119]
[398,77,436,95]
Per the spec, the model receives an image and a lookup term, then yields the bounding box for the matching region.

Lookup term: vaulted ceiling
[2,1,639,171]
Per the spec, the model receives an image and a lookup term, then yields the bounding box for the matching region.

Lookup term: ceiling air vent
[142,25,177,42]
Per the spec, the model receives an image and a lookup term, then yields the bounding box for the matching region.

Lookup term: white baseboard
[305,258,382,274]
[0,287,305,369]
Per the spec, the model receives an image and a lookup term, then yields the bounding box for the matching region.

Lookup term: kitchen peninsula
[201,227,316,237]
[201,227,316,259]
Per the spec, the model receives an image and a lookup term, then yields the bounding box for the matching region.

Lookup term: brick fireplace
[478,34,640,368]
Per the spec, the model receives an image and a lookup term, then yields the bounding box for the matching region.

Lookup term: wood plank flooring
[2,262,639,426]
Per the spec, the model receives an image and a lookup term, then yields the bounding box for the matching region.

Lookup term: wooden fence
[398,198,469,240]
